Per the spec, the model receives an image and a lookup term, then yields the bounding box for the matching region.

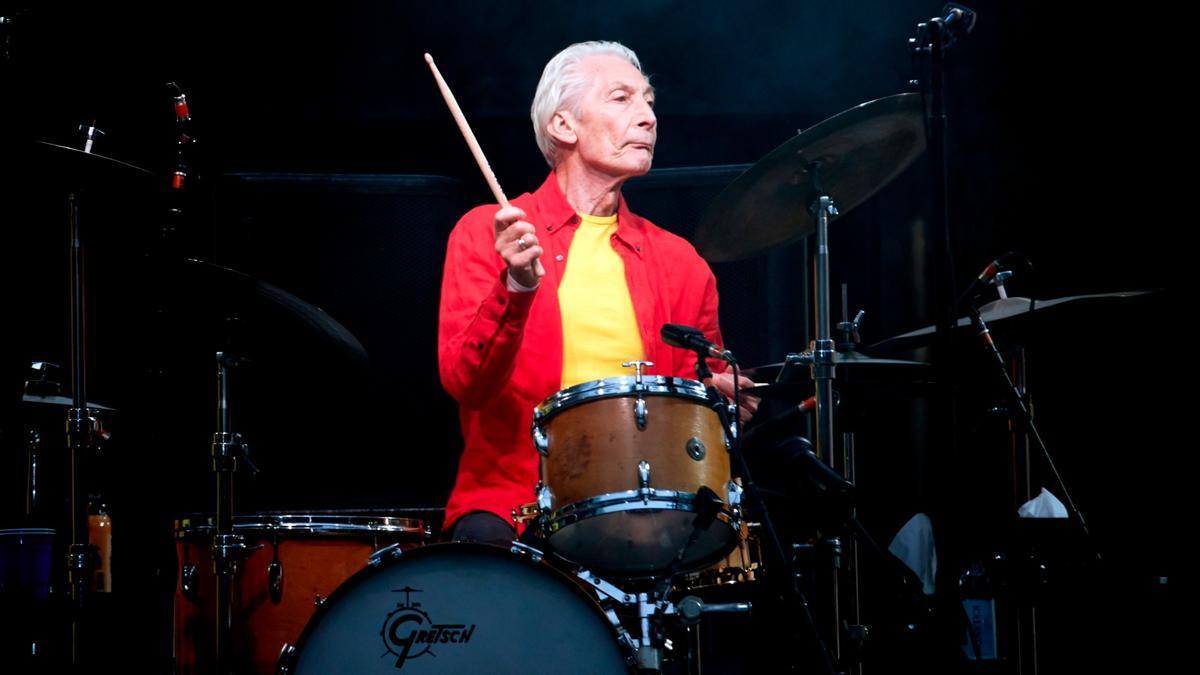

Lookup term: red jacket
[438,172,726,529]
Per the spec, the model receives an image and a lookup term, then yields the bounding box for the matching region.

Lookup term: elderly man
[438,41,754,544]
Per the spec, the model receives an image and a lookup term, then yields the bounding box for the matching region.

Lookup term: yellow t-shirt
[558,212,645,388]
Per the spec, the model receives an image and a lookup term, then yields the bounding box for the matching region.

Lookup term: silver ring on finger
[517,237,528,251]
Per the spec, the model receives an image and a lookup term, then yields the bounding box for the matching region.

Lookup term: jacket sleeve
[666,250,728,379]
[437,205,539,409]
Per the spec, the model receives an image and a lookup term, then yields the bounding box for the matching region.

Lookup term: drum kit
[1,8,1154,674]
[279,83,1021,673]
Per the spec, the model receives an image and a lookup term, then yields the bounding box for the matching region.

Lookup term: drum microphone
[741,395,817,447]
[938,3,978,48]
[942,4,977,35]
[167,82,193,191]
[956,252,1013,308]
[774,436,855,501]
[660,324,735,363]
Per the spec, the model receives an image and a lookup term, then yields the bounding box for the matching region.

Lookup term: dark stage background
[0,1,1179,672]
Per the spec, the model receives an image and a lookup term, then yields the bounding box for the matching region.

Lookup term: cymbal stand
[785,165,844,666]
[836,287,867,672]
[64,125,106,666]
[689,335,836,675]
[210,351,254,675]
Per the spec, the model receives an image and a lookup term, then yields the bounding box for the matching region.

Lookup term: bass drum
[279,543,629,674]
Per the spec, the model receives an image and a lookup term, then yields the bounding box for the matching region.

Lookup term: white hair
[530,41,644,168]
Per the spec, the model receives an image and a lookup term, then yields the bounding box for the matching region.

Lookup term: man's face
[566,54,657,178]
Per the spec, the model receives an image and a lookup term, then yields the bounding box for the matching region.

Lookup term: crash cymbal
[871,290,1159,349]
[694,93,926,262]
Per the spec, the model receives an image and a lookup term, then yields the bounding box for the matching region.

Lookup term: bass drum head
[286,542,628,674]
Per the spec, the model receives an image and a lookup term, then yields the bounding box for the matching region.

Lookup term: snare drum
[532,376,740,576]
[173,512,428,674]
[677,521,763,591]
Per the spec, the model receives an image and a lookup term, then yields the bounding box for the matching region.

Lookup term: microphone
[775,436,855,500]
[167,82,193,191]
[956,253,1011,308]
[661,323,735,363]
[940,3,978,46]
[742,394,816,446]
[172,90,191,125]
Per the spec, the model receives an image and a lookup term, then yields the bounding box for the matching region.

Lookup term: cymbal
[20,393,117,412]
[166,257,369,368]
[9,140,158,189]
[743,351,934,391]
[872,290,1158,349]
[694,93,926,262]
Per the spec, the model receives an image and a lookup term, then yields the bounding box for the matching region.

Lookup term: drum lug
[621,360,655,431]
[536,482,555,512]
[268,538,283,604]
[268,559,284,603]
[638,460,652,498]
[532,411,549,456]
[634,395,648,430]
[180,562,198,603]
[275,643,296,674]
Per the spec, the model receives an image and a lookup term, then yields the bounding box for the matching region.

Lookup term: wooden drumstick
[425,52,544,276]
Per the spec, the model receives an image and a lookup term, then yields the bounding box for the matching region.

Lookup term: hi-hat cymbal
[742,351,934,402]
[19,393,117,412]
[694,93,926,262]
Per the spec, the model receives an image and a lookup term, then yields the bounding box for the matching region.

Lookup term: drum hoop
[534,376,710,421]
[174,513,427,538]
[545,492,736,534]
[0,528,57,537]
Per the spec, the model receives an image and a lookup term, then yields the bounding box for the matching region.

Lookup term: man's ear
[547,110,578,148]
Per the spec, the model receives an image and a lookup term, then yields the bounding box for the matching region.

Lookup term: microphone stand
[964,304,1095,556]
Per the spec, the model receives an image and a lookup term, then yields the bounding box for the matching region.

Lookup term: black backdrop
[0,1,1180,671]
